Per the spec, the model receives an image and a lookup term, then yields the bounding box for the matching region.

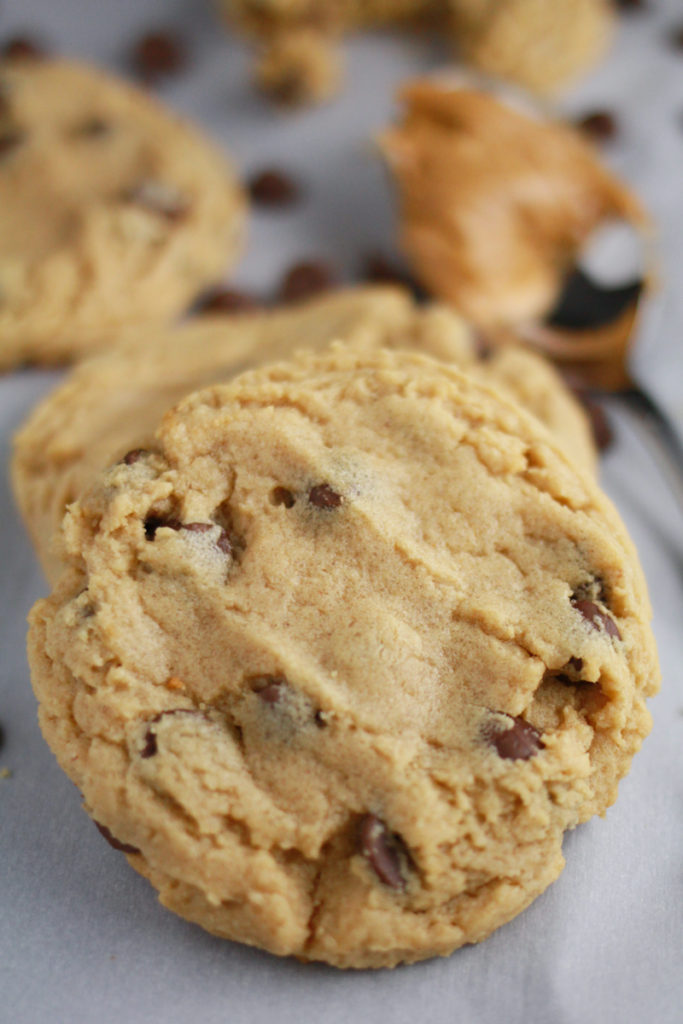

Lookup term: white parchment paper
[1,2,681,1022]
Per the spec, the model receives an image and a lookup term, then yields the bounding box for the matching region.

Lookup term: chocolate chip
[123,180,188,221]
[94,821,140,855]
[576,111,618,142]
[2,36,46,61]
[75,117,110,139]
[140,728,158,758]
[669,25,683,49]
[571,598,621,639]
[195,288,260,315]
[216,529,233,556]
[309,483,343,509]
[485,715,543,760]
[144,516,182,540]
[547,269,643,331]
[0,130,24,160]
[122,448,147,465]
[249,168,300,206]
[361,252,427,301]
[279,261,334,304]
[131,31,186,81]
[250,674,287,704]
[271,486,295,508]
[358,814,407,891]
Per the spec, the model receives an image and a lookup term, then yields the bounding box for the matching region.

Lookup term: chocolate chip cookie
[0,59,246,369]
[220,0,613,104]
[12,286,596,583]
[28,344,658,968]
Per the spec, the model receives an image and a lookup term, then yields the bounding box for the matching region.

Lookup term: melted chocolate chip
[131,31,186,80]
[2,36,46,61]
[75,117,110,138]
[271,486,295,508]
[250,674,287,704]
[309,483,343,509]
[358,814,407,890]
[485,715,543,760]
[123,181,188,221]
[249,168,300,206]
[94,821,141,855]
[547,269,643,331]
[144,516,182,540]
[571,598,622,639]
[216,529,233,556]
[122,448,147,465]
[0,130,24,159]
[279,261,334,304]
[576,111,618,142]
[140,728,158,758]
[195,288,259,315]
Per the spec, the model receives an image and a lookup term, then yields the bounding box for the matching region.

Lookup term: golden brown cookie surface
[12,287,595,583]
[28,345,658,968]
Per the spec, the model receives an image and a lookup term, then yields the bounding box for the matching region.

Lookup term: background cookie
[28,345,658,968]
[220,0,613,104]
[12,286,596,583]
[0,59,246,370]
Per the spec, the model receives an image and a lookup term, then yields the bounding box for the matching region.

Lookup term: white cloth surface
[0,1,681,1022]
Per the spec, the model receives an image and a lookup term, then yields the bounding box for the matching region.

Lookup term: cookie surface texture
[28,345,658,968]
[0,59,246,369]
[12,287,595,582]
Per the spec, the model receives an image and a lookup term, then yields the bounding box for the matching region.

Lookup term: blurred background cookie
[0,58,246,370]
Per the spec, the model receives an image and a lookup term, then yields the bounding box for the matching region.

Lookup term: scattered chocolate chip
[249,168,300,206]
[571,598,622,639]
[122,448,147,466]
[250,674,287,704]
[576,110,618,142]
[94,821,141,855]
[279,261,334,304]
[131,30,186,81]
[309,483,343,509]
[547,269,643,331]
[271,486,295,508]
[568,656,584,673]
[123,180,188,221]
[144,516,182,540]
[485,715,543,760]
[195,288,260,315]
[668,25,683,49]
[2,36,46,61]
[75,117,110,139]
[0,129,25,160]
[358,814,407,890]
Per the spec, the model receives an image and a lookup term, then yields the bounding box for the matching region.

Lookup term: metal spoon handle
[616,385,683,518]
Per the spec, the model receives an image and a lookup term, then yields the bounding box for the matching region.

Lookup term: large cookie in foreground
[0,59,245,370]
[12,286,596,583]
[28,345,658,968]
